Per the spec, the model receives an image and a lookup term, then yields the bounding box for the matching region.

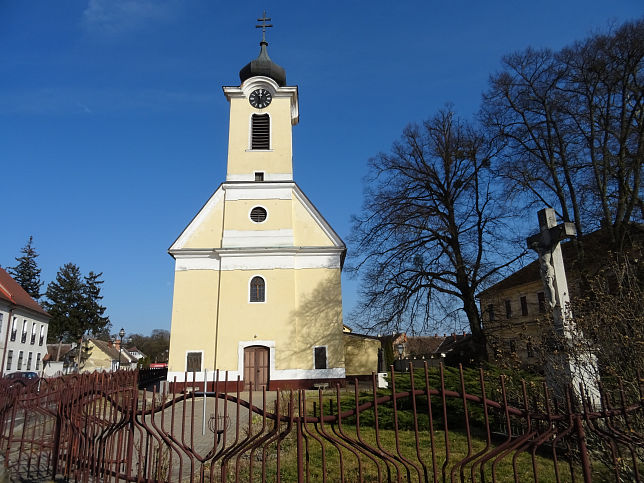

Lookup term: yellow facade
[168,51,347,389]
[343,334,381,377]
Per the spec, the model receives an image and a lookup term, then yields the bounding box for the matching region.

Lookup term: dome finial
[256,11,273,44]
[239,11,287,86]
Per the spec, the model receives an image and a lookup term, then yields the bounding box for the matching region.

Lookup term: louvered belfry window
[251,114,270,149]
[250,276,265,302]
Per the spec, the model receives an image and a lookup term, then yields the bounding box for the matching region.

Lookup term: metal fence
[0,365,642,482]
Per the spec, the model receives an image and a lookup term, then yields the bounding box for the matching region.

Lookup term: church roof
[239,41,287,87]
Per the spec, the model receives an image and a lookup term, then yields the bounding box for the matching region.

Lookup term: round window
[250,206,267,223]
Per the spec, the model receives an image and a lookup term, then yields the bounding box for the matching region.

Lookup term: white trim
[238,340,275,378]
[248,205,268,224]
[226,173,293,182]
[173,249,343,271]
[222,229,294,248]
[167,367,346,383]
[185,350,204,373]
[170,187,224,251]
[248,275,267,303]
[224,185,292,201]
[175,256,221,271]
[271,367,346,380]
[223,77,299,125]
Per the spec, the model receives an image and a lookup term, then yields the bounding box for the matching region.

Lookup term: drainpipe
[0,306,16,377]
[213,185,228,386]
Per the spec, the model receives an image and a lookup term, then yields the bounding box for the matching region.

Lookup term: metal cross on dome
[256,11,273,43]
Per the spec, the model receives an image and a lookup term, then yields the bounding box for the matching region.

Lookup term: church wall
[214,268,297,373]
[294,268,345,370]
[227,96,293,177]
[344,335,381,377]
[292,196,336,246]
[168,270,220,374]
[223,199,293,232]
[180,193,225,249]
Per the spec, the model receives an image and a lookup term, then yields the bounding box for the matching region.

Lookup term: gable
[169,186,225,251]
[292,185,345,249]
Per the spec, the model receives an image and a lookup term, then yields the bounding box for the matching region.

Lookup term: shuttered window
[251,114,270,150]
[250,276,265,302]
[186,352,202,372]
[314,347,327,370]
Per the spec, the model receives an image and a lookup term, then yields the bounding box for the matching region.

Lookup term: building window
[505,300,512,319]
[520,296,528,316]
[21,320,28,343]
[255,172,264,182]
[39,325,45,346]
[487,304,495,322]
[186,352,202,373]
[10,317,17,341]
[251,114,270,149]
[250,206,267,223]
[17,351,24,370]
[314,346,327,370]
[31,323,37,344]
[250,276,266,302]
[6,350,13,371]
[537,292,546,313]
[27,352,33,370]
[527,341,534,358]
[36,353,41,370]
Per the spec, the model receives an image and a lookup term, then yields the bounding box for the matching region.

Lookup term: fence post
[296,390,304,483]
[574,415,592,483]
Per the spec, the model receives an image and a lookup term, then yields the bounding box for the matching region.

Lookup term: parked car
[3,371,40,387]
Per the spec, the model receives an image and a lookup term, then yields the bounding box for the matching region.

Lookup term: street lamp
[118,328,125,370]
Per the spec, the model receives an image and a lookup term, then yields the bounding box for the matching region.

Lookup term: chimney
[114,339,121,351]
[107,340,113,348]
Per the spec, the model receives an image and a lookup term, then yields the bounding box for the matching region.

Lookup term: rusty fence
[0,365,642,482]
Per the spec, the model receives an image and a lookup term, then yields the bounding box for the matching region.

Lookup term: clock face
[249,89,272,109]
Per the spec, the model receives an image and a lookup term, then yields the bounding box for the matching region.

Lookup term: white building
[0,267,50,376]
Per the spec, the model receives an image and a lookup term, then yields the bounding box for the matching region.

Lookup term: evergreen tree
[83,271,111,337]
[43,263,111,343]
[9,236,43,299]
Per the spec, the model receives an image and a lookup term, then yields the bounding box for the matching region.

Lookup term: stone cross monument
[527,208,600,407]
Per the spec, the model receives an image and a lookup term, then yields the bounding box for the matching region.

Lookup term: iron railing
[0,364,642,482]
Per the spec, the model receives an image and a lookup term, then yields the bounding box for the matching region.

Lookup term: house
[167,27,347,390]
[67,339,138,373]
[125,346,145,361]
[0,268,50,377]
[341,325,383,380]
[43,343,76,376]
[478,225,644,367]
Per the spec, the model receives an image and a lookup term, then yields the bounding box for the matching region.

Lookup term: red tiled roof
[0,267,49,317]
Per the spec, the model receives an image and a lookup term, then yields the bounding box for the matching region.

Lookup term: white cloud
[82,0,178,36]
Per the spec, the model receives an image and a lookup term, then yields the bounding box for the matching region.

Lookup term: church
[166,22,352,390]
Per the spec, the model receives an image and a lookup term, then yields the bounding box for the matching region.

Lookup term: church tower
[167,17,347,390]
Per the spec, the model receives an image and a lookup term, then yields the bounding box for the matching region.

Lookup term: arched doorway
[243,345,269,390]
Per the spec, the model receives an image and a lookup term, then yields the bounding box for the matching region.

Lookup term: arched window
[250,276,265,302]
[251,114,270,150]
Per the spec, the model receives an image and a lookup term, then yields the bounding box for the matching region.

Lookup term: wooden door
[243,346,269,390]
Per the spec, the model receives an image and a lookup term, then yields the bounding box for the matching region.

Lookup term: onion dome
[239,41,287,87]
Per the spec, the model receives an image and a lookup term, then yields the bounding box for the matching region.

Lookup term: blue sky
[1,1,641,337]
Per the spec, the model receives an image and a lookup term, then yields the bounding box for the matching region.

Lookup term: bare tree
[560,19,644,250]
[482,19,644,259]
[349,108,525,357]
